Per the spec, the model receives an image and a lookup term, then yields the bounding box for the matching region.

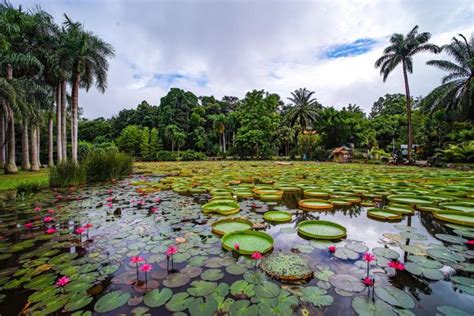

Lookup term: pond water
[0,162,473,316]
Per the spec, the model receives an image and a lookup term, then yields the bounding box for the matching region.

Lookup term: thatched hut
[332,146,353,163]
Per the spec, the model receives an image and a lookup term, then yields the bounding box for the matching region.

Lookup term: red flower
[34,207,41,212]
[43,216,54,222]
[153,197,161,203]
[46,228,56,234]
[251,252,263,260]
[47,209,55,214]
[234,243,240,251]
[150,207,158,213]
[328,245,336,253]
[466,240,474,245]
[56,195,62,200]
[363,252,376,263]
[130,256,145,264]
[140,263,153,272]
[106,197,113,202]
[75,227,86,234]
[83,223,93,229]
[388,261,405,271]
[362,277,374,286]
[24,222,34,229]
[56,276,70,286]
[106,203,113,208]
[166,245,178,256]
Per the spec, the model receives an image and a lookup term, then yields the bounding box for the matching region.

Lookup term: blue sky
[13,0,474,118]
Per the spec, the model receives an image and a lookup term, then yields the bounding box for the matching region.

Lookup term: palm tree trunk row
[0,111,5,169]
[21,120,31,170]
[402,61,413,160]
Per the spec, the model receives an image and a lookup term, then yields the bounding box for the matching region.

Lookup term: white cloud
[13,0,474,117]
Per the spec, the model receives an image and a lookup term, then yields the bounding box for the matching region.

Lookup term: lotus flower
[362,276,374,287]
[140,263,153,272]
[106,197,113,202]
[107,189,113,194]
[363,252,376,263]
[251,252,263,260]
[24,222,33,229]
[388,261,405,271]
[467,240,474,245]
[43,216,54,223]
[150,207,158,213]
[328,245,336,253]
[56,195,62,200]
[130,256,145,264]
[46,228,56,234]
[47,209,55,214]
[34,207,41,212]
[75,227,86,234]
[234,243,240,251]
[106,203,113,208]
[166,245,178,257]
[56,276,70,287]
[83,223,93,229]
[153,197,161,203]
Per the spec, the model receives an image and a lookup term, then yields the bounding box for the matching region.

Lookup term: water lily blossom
[34,206,41,212]
[467,240,474,245]
[166,245,178,257]
[24,222,34,229]
[47,209,55,214]
[106,203,113,208]
[388,260,405,271]
[106,197,113,202]
[362,276,374,287]
[328,245,336,253]
[150,207,158,213]
[43,216,54,223]
[363,252,376,263]
[234,243,240,251]
[140,263,153,272]
[46,228,56,234]
[130,256,145,264]
[56,276,70,287]
[251,251,263,270]
[76,227,86,234]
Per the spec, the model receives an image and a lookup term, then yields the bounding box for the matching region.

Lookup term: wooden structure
[332,146,353,163]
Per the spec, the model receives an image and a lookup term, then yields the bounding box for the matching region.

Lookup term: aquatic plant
[166,245,178,271]
[130,256,145,281]
[140,263,153,288]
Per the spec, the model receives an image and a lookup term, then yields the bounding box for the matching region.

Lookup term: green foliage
[78,118,114,143]
[49,161,87,187]
[85,149,133,182]
[116,125,143,157]
[140,127,151,161]
[156,150,178,161]
[179,150,207,161]
[435,141,474,163]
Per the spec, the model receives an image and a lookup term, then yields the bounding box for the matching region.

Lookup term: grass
[0,169,49,192]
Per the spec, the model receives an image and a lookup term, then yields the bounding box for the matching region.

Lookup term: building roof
[332,146,352,154]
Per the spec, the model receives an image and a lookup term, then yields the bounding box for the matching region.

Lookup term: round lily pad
[374,286,415,309]
[94,290,131,313]
[440,202,474,213]
[144,288,173,308]
[263,211,292,222]
[367,208,402,221]
[433,210,474,227]
[221,230,273,254]
[298,220,346,240]
[300,286,334,307]
[387,195,434,206]
[352,297,396,316]
[329,274,365,292]
[298,199,334,211]
[260,252,313,282]
[211,218,252,236]
[202,200,240,215]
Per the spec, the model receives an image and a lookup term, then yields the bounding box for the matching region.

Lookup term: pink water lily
[47,209,55,214]
[56,275,70,287]
[153,197,161,203]
[75,227,86,234]
[140,263,153,272]
[34,206,41,212]
[24,222,34,229]
[251,252,263,260]
[107,189,113,194]
[83,223,93,229]
[166,245,178,256]
[467,240,474,245]
[130,256,145,264]
[234,243,240,251]
[56,195,62,200]
[150,207,158,213]
[106,203,113,208]
[43,216,54,223]
[362,276,374,287]
[46,228,56,234]
[388,261,405,271]
[363,252,376,263]
[106,197,113,202]
[328,245,336,253]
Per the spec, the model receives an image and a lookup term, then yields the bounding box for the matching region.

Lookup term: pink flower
[47,209,55,214]
[107,189,113,194]
[130,256,145,264]
[388,261,405,271]
[75,227,86,234]
[251,252,263,260]
[362,277,374,286]
[166,245,178,256]
[106,197,113,202]
[56,195,62,200]
[34,207,41,212]
[150,207,158,213]
[24,222,33,229]
[140,263,153,272]
[467,240,474,245]
[328,245,336,253]
[43,216,54,222]
[138,200,145,205]
[363,252,376,263]
[83,223,93,229]
[46,228,56,234]
[153,197,161,203]
[56,276,70,287]
[106,203,113,208]
[234,243,240,251]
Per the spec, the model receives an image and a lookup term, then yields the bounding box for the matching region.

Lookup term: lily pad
[329,274,365,292]
[260,252,313,282]
[211,218,252,236]
[374,286,415,309]
[221,230,273,254]
[433,210,474,227]
[298,220,347,239]
[352,297,396,316]
[144,288,173,307]
[300,286,334,307]
[367,208,402,221]
[187,280,218,296]
[263,211,292,222]
[165,292,194,312]
[334,247,359,260]
[230,280,255,298]
[94,290,131,313]
[373,247,400,260]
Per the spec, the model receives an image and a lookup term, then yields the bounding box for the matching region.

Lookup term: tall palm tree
[210,114,227,153]
[423,34,473,120]
[61,15,114,163]
[375,25,439,159]
[284,88,321,131]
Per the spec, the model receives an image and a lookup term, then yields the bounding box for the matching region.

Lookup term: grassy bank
[0,169,49,192]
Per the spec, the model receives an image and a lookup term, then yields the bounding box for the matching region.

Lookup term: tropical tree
[423,34,473,120]
[61,15,115,163]
[284,88,321,132]
[210,114,227,153]
[164,124,182,153]
[375,25,439,159]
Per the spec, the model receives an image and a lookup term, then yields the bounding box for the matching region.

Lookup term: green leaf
[187,280,218,296]
[188,296,218,316]
[229,299,259,316]
[231,280,255,298]
[143,288,172,308]
[300,286,334,307]
[201,268,224,281]
[94,290,130,313]
[330,274,365,292]
[374,286,415,309]
[165,292,194,312]
[352,297,397,316]
[255,281,280,299]
[64,294,93,312]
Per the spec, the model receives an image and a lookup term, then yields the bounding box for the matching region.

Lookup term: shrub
[179,150,207,161]
[86,150,133,182]
[156,150,178,161]
[49,161,87,187]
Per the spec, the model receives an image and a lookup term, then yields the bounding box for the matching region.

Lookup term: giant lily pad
[211,218,252,236]
[263,211,292,222]
[297,220,347,239]
[367,208,402,221]
[260,252,313,282]
[221,230,273,254]
[202,200,240,215]
[387,195,434,206]
[433,210,474,227]
[298,199,334,211]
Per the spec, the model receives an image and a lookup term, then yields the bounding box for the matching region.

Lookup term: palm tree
[423,34,473,120]
[284,88,321,131]
[164,124,181,152]
[210,114,227,153]
[61,15,115,163]
[375,25,439,159]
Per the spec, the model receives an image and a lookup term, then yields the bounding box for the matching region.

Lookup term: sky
[13,0,474,118]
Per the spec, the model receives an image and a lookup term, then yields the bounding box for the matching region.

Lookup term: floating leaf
[231,280,255,298]
[255,281,280,299]
[143,288,172,307]
[163,272,191,288]
[94,290,130,313]
[165,292,194,312]
[436,305,471,316]
[201,268,224,281]
[300,286,334,307]
[329,274,365,292]
[334,247,359,260]
[229,299,259,316]
[374,286,415,309]
[188,296,218,316]
[187,280,218,296]
[352,296,396,316]
[373,247,399,260]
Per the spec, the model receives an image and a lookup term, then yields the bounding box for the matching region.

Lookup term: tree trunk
[222,132,226,153]
[56,84,63,163]
[71,76,79,163]
[0,111,5,168]
[5,114,17,174]
[48,114,54,166]
[402,61,413,160]
[171,139,174,153]
[61,80,67,160]
[30,125,40,171]
[37,124,41,167]
[21,120,31,170]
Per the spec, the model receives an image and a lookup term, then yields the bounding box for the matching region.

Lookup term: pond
[0,161,473,315]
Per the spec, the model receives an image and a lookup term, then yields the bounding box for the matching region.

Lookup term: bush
[86,150,133,182]
[179,150,207,161]
[156,150,178,161]
[49,161,87,187]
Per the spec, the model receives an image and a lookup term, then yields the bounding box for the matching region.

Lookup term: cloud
[12,0,474,118]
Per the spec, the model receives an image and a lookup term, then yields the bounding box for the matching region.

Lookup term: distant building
[332,146,353,163]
